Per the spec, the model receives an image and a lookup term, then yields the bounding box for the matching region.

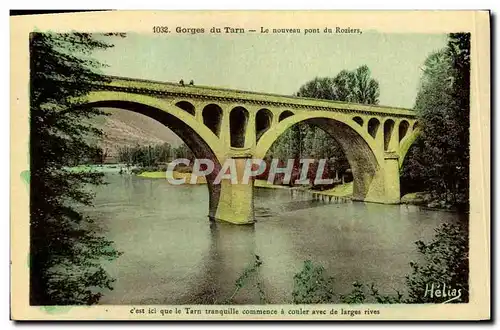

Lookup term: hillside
[90,108,183,162]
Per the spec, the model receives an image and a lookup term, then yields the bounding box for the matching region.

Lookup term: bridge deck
[100,75,416,118]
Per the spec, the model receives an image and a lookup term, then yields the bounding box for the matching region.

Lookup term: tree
[348,65,380,104]
[401,33,470,208]
[30,32,123,305]
[292,260,336,304]
[296,65,380,104]
[296,77,336,100]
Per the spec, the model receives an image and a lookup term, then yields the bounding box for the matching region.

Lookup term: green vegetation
[29,32,123,305]
[401,33,470,210]
[323,181,353,197]
[292,260,336,304]
[223,255,266,305]
[406,222,469,303]
[136,171,166,178]
[117,143,194,167]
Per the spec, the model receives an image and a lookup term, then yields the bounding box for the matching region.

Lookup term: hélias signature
[424,283,463,303]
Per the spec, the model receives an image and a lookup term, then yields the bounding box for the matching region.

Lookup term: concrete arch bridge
[81,76,420,224]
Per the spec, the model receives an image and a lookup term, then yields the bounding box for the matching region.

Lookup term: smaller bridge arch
[230,106,249,148]
[353,116,364,126]
[175,101,195,115]
[367,118,380,138]
[255,108,273,141]
[202,104,223,137]
[384,119,395,151]
[399,120,410,142]
[278,110,294,122]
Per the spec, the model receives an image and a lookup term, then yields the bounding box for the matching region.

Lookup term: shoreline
[66,165,467,211]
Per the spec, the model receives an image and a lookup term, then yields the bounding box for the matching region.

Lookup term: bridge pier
[361,152,401,204]
[212,156,255,225]
[382,152,401,204]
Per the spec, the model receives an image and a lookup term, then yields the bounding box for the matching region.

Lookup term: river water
[83,173,463,305]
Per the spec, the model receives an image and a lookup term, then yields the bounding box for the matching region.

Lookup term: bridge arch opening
[367,118,380,138]
[175,101,195,115]
[202,104,223,137]
[230,107,249,148]
[279,110,294,122]
[256,109,273,141]
[399,120,409,142]
[257,117,379,201]
[353,116,364,126]
[79,99,223,218]
[384,119,395,151]
[413,121,420,131]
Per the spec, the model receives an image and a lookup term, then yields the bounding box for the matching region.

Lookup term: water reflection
[83,174,460,304]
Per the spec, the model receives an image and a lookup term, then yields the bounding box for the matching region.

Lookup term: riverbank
[135,171,353,198]
[400,192,428,205]
[254,180,353,198]
[65,164,134,173]
[401,191,469,212]
[68,165,465,211]
[137,171,207,184]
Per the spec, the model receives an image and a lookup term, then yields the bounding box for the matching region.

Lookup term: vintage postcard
[10,10,490,320]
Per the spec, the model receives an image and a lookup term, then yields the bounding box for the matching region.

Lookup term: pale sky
[93,32,448,109]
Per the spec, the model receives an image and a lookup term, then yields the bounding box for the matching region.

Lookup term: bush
[292,260,336,304]
[406,222,469,303]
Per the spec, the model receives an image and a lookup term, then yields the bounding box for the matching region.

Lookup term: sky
[93,32,448,109]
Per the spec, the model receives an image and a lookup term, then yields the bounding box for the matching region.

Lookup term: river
[82,173,464,304]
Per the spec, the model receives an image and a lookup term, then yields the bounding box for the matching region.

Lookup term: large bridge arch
[84,91,225,160]
[254,112,383,201]
[81,90,227,219]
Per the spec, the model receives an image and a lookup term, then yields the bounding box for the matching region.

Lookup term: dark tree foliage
[270,65,380,185]
[295,65,380,104]
[401,33,470,208]
[116,142,195,168]
[292,260,336,304]
[30,32,123,305]
[406,222,469,303]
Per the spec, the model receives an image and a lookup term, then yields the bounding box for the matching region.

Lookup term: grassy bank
[65,164,134,173]
[255,180,353,198]
[400,192,428,205]
[320,182,353,197]
[137,171,207,184]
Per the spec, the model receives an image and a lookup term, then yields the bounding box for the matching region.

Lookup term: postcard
[10,10,490,320]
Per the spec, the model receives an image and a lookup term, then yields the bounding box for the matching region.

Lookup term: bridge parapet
[91,76,417,118]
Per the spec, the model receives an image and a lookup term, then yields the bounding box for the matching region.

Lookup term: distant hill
[90,108,183,162]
